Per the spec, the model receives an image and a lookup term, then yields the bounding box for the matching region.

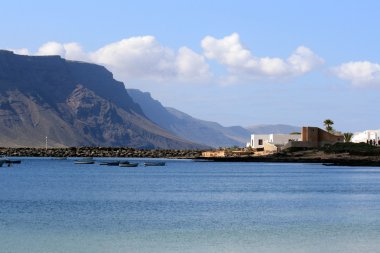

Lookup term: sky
[1,0,380,132]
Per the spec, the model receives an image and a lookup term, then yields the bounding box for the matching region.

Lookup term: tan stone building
[285,126,343,149]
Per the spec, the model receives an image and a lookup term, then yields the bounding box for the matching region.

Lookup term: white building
[249,134,301,149]
[352,130,380,144]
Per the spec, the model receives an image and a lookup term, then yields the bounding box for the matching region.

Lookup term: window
[258,139,263,145]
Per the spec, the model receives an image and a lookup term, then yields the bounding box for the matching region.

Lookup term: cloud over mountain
[9,33,323,84]
[30,36,210,83]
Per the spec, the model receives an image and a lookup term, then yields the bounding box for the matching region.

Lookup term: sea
[0,158,379,253]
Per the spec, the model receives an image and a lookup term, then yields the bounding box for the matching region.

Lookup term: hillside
[0,50,204,149]
[128,89,252,147]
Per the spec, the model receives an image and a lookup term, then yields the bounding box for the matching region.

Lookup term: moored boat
[144,162,165,166]
[119,162,138,167]
[99,161,121,166]
[1,156,22,164]
[74,157,95,164]
[5,159,22,164]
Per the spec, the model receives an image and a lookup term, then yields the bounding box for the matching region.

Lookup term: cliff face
[0,50,203,149]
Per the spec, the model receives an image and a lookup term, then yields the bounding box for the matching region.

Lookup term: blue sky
[1,0,380,131]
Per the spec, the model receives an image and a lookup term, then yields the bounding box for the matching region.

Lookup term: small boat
[74,157,95,164]
[99,161,121,166]
[119,162,138,167]
[1,156,22,164]
[144,162,166,166]
[4,159,22,164]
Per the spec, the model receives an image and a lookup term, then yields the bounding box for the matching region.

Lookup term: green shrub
[323,142,380,156]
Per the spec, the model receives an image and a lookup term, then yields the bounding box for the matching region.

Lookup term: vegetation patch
[323,142,380,156]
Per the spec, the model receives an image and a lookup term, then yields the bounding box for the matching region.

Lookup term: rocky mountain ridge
[0,50,204,149]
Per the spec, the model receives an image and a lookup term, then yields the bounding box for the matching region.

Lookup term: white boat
[74,157,95,164]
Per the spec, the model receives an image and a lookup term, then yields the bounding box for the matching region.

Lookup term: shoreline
[1,146,379,167]
[195,156,380,167]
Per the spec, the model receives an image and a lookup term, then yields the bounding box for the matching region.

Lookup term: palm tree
[323,119,334,133]
[343,132,353,143]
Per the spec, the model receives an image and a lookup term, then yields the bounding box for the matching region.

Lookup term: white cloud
[8,33,323,84]
[176,47,211,81]
[63,43,89,61]
[332,61,380,86]
[36,41,66,56]
[8,48,30,55]
[35,41,89,61]
[201,33,324,79]
[30,36,210,83]
[90,36,177,81]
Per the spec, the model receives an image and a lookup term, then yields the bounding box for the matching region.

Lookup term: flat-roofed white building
[250,134,270,148]
[249,134,301,149]
[352,130,380,144]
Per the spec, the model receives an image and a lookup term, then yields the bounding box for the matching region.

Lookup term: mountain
[245,124,301,134]
[0,50,204,149]
[127,89,251,147]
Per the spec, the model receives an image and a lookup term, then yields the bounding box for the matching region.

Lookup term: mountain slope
[0,50,204,149]
[127,89,251,147]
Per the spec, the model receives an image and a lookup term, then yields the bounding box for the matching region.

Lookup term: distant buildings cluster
[247,126,344,153]
[202,126,380,158]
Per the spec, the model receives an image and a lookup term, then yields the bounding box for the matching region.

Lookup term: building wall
[301,127,343,147]
[250,134,301,148]
[263,142,280,153]
[270,134,301,145]
[250,134,270,148]
[201,150,226,157]
[352,130,380,144]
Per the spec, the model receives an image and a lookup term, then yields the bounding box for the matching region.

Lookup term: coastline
[197,149,380,167]
[1,146,379,167]
[196,156,380,167]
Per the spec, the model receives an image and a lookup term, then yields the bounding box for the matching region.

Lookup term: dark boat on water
[99,160,121,166]
[0,156,22,165]
[144,162,166,166]
[119,161,138,167]
[5,160,22,164]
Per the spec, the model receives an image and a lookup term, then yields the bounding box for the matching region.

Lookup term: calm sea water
[1,158,380,253]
